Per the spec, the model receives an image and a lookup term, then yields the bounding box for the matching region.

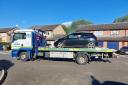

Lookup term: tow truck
[11,29,115,65]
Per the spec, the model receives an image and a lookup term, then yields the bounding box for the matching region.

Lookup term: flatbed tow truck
[11,29,116,65]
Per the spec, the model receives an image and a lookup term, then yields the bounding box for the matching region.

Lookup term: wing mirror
[11,33,14,42]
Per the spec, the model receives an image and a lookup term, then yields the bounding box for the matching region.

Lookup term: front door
[63,34,79,47]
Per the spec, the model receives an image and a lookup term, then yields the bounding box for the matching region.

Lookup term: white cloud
[62,21,72,26]
[15,24,19,27]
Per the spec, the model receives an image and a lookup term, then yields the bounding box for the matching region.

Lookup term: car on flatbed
[54,32,97,48]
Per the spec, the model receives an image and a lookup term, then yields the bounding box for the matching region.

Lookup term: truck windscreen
[13,33,26,41]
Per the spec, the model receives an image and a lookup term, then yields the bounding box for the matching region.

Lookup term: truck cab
[11,29,46,60]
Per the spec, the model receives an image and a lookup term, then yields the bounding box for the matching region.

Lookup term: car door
[78,34,89,47]
[63,34,78,47]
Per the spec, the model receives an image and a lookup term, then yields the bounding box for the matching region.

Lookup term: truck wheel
[19,52,29,61]
[76,53,89,65]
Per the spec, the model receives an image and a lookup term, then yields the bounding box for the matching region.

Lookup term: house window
[94,31,103,36]
[45,31,53,38]
[46,32,49,35]
[111,31,119,35]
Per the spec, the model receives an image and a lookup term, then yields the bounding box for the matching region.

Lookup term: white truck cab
[11,30,34,49]
[11,29,46,60]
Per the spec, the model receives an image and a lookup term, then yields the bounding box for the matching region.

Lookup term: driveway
[0,52,128,85]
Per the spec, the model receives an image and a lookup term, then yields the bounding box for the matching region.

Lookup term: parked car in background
[116,46,128,55]
[54,32,97,48]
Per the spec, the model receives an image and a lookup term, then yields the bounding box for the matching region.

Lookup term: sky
[0,0,128,28]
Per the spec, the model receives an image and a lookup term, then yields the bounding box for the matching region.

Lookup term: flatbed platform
[38,47,114,53]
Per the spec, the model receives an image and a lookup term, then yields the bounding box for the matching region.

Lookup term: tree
[61,25,70,34]
[64,19,93,34]
[113,15,128,23]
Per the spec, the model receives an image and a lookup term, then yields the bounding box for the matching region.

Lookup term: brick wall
[53,25,66,36]
[0,33,10,42]
[103,30,126,37]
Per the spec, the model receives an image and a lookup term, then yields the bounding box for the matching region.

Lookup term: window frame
[13,33,26,41]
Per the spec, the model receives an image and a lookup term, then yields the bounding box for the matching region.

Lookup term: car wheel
[19,52,29,61]
[57,43,63,48]
[87,42,95,48]
[120,51,125,55]
[124,51,128,55]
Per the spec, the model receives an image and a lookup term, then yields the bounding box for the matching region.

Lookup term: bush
[0,42,11,50]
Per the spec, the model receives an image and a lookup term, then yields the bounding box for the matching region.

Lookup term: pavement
[0,51,128,85]
[0,51,11,55]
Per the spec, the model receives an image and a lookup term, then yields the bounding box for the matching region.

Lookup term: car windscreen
[13,33,26,41]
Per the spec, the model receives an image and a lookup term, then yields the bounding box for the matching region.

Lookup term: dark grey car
[54,32,97,48]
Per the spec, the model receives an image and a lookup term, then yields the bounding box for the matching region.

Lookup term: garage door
[107,42,119,50]
[98,41,103,47]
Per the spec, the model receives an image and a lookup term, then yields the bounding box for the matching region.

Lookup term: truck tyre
[19,52,29,61]
[76,53,89,65]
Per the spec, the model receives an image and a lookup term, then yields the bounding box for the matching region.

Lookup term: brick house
[31,24,66,46]
[76,22,128,50]
[0,27,18,43]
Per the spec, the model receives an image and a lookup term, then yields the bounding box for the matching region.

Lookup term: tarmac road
[0,52,128,85]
